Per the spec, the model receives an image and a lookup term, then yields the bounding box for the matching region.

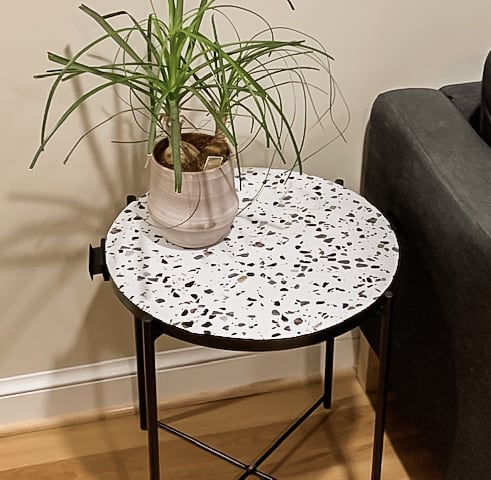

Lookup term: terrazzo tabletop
[106,168,399,349]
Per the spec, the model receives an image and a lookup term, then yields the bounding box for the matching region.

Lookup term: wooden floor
[0,372,440,479]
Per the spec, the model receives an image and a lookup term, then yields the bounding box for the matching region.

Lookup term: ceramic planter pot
[148,138,239,249]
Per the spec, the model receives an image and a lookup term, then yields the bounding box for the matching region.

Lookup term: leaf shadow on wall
[0,62,150,371]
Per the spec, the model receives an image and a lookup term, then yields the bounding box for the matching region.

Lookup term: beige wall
[1,0,490,378]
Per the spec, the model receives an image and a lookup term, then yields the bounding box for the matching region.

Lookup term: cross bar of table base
[157,422,275,480]
[235,396,324,480]
[133,292,393,480]
[155,395,324,480]
[134,318,332,479]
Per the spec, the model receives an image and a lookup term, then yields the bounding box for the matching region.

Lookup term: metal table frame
[89,179,396,479]
[90,240,393,479]
[132,293,393,480]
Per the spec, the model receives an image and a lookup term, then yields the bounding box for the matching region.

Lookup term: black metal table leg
[143,318,160,480]
[371,291,394,480]
[323,338,335,409]
[134,316,147,431]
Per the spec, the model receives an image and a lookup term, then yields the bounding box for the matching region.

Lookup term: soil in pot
[154,132,230,171]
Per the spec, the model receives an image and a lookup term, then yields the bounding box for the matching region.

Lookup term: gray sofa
[360,52,491,479]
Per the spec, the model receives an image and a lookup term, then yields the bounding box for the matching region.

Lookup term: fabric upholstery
[440,81,481,129]
[361,86,491,480]
[480,51,491,145]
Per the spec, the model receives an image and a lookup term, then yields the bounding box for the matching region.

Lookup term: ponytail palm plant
[32,0,342,192]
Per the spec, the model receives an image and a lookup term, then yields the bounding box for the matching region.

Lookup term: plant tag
[204,156,223,170]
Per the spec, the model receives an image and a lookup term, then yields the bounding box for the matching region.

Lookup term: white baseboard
[0,332,357,429]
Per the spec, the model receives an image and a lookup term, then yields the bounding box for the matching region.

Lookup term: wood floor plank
[0,372,441,479]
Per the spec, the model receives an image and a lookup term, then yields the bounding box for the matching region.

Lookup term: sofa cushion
[481,51,491,146]
[440,82,481,129]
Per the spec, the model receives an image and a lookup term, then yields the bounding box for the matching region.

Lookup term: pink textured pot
[148,144,239,249]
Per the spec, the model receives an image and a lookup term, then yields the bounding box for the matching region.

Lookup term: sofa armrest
[362,88,491,241]
[361,87,491,479]
[361,87,491,351]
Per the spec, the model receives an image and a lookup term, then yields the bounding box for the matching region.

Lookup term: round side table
[103,168,399,480]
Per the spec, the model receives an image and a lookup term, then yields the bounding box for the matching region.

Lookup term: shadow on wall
[0,70,151,376]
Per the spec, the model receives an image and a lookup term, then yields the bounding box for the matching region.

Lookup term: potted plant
[31,0,343,248]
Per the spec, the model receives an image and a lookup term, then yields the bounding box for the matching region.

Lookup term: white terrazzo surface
[106,168,399,343]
